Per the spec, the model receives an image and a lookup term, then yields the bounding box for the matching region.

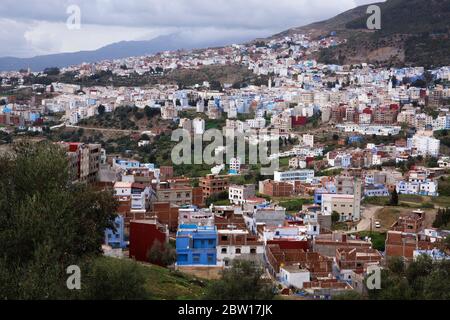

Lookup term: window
[193,254,200,263]
[235,248,241,254]
[221,248,227,254]
[221,236,228,241]
[250,248,257,254]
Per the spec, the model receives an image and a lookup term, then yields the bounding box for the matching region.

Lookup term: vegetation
[278,198,314,212]
[437,176,450,197]
[204,260,275,300]
[363,194,436,209]
[389,189,399,206]
[0,142,117,299]
[331,211,340,224]
[78,105,158,130]
[205,191,229,207]
[317,0,450,67]
[0,142,211,300]
[368,256,450,300]
[147,240,177,267]
[79,256,209,300]
[356,232,387,251]
[433,208,450,229]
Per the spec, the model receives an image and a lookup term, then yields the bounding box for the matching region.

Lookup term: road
[355,205,383,232]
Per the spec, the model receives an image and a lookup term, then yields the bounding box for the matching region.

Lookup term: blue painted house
[314,184,337,205]
[176,225,218,266]
[348,136,363,144]
[105,216,127,249]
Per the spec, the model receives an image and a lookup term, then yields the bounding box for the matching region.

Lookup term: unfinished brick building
[266,243,333,279]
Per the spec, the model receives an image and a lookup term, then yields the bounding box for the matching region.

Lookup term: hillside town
[2,28,450,300]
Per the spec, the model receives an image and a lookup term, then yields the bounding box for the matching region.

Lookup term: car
[375,221,381,228]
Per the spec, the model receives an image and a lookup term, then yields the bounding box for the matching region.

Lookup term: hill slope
[277,0,450,67]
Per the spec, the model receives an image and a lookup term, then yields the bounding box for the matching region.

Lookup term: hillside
[275,0,450,67]
[100,257,209,300]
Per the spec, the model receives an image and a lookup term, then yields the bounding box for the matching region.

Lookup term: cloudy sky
[0,0,379,58]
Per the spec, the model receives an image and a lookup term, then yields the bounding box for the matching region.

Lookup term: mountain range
[1,0,449,71]
[0,32,256,72]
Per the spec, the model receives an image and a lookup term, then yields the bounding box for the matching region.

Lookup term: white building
[246,117,266,129]
[303,134,314,148]
[229,157,242,174]
[217,229,264,267]
[228,184,256,205]
[193,118,206,135]
[280,266,311,289]
[408,134,440,157]
[274,169,315,183]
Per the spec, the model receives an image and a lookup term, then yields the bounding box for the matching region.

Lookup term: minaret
[353,178,362,221]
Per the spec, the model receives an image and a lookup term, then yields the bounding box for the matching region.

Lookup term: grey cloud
[0,0,382,57]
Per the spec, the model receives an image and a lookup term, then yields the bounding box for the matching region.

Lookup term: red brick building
[152,202,180,231]
[336,247,382,274]
[200,175,229,201]
[260,180,293,197]
[266,244,332,279]
[160,166,174,180]
[129,220,168,263]
[313,233,372,257]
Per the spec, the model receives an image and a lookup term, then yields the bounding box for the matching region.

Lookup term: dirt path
[356,205,383,232]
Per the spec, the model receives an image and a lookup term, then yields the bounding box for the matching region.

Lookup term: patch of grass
[363,196,389,206]
[434,196,450,208]
[278,198,314,212]
[332,222,349,231]
[139,262,209,300]
[355,232,386,251]
[376,207,401,228]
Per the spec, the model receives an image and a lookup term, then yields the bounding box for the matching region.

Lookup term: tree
[148,240,164,265]
[0,142,117,299]
[81,257,148,300]
[368,256,450,300]
[98,104,106,115]
[205,191,229,207]
[43,67,60,76]
[333,291,364,300]
[444,236,450,251]
[204,260,274,300]
[433,208,450,229]
[147,240,176,267]
[389,189,399,206]
[332,211,341,224]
